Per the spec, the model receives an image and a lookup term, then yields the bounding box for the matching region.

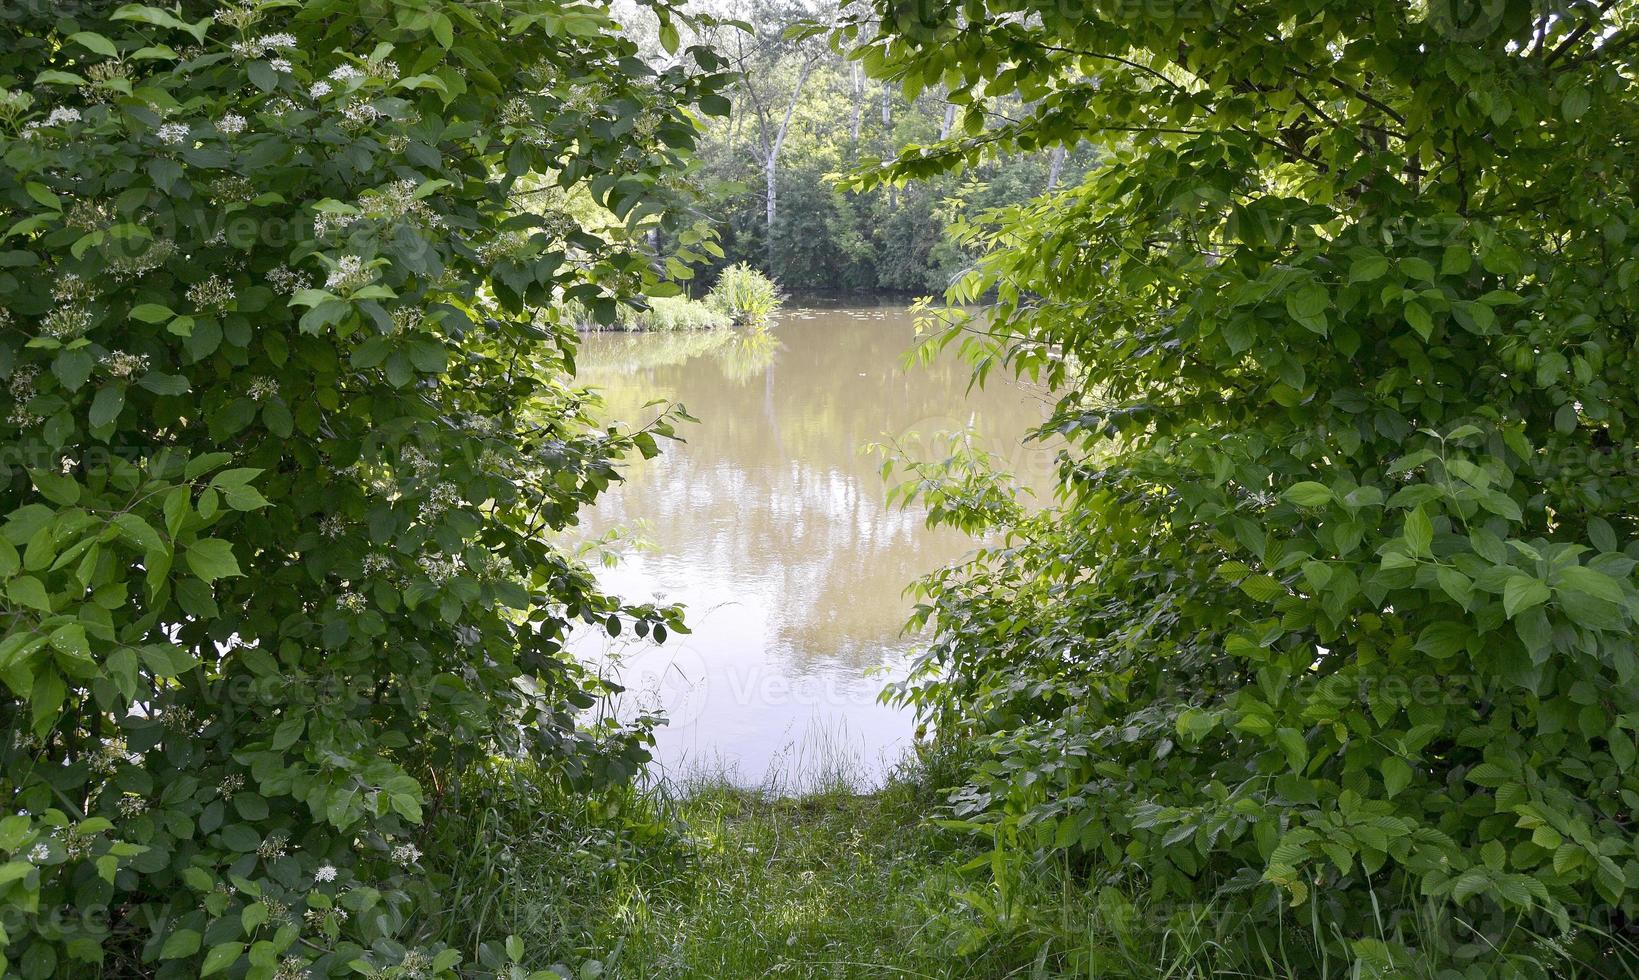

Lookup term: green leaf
[1403,507,1433,558]
[201,942,244,976]
[1415,622,1469,659]
[7,576,51,612]
[1562,86,1591,122]
[185,539,242,583]
[1380,757,1412,798]
[1348,253,1390,284]
[1284,284,1329,335]
[28,468,80,505]
[68,31,120,57]
[159,928,202,960]
[1555,565,1624,606]
[1239,575,1285,602]
[1404,302,1433,341]
[1283,482,1333,507]
[26,182,62,211]
[130,303,175,323]
[1502,575,1551,619]
[89,385,126,428]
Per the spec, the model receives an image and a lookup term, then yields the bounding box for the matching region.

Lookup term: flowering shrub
[0,0,727,976]
[850,0,1639,974]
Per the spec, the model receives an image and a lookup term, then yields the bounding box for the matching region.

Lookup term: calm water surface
[571,303,1050,787]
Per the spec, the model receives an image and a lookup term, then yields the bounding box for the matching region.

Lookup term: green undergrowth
[418,756,1639,980]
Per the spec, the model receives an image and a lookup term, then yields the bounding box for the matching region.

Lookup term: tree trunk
[881,85,895,210]
[851,64,865,144]
[941,101,957,140]
[765,59,814,271]
[1046,145,1067,191]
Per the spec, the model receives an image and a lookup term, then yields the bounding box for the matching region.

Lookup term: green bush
[852,1,1639,975]
[0,0,727,975]
[565,294,731,332]
[704,263,782,327]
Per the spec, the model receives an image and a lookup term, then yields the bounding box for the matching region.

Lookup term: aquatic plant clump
[705,263,783,327]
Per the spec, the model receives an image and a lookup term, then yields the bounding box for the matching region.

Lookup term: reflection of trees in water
[574,326,777,387]
[575,308,1052,673]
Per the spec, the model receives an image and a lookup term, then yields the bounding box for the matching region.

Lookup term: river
[570,301,1051,789]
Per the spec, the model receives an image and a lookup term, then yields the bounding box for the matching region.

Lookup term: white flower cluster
[46,107,81,126]
[215,113,247,135]
[400,446,438,478]
[270,57,293,74]
[324,255,374,293]
[340,100,382,129]
[116,795,148,818]
[476,231,536,266]
[248,376,279,401]
[328,65,364,84]
[391,842,421,866]
[230,33,297,59]
[87,63,131,98]
[218,773,244,800]
[397,951,432,980]
[59,826,95,860]
[207,175,254,203]
[214,0,260,31]
[338,592,367,613]
[417,553,461,585]
[258,831,290,860]
[109,240,175,281]
[470,550,514,583]
[268,264,311,294]
[52,273,94,305]
[309,81,332,99]
[304,906,348,930]
[461,414,503,437]
[0,89,32,121]
[425,482,461,517]
[360,179,439,228]
[29,844,49,864]
[101,351,151,378]
[42,306,93,340]
[8,365,41,428]
[361,553,394,577]
[186,274,236,311]
[67,199,116,231]
[314,863,338,883]
[271,956,309,980]
[313,210,359,239]
[155,122,190,145]
[500,98,535,128]
[391,307,424,333]
[319,515,347,539]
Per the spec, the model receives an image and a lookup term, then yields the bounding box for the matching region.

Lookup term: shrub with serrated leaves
[0,0,728,975]
[850,0,1639,974]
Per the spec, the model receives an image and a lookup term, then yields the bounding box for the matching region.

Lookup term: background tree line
[638,0,1095,294]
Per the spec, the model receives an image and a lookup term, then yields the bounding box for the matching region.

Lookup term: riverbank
[419,754,1322,980]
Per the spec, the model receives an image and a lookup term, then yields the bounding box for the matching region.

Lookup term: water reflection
[571,302,1051,787]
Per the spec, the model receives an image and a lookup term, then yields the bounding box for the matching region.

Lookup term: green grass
[420,755,1639,980]
[421,754,1094,979]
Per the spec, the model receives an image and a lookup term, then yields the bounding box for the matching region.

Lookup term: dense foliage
[650,0,1093,293]
[856,0,1639,974]
[0,0,727,975]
